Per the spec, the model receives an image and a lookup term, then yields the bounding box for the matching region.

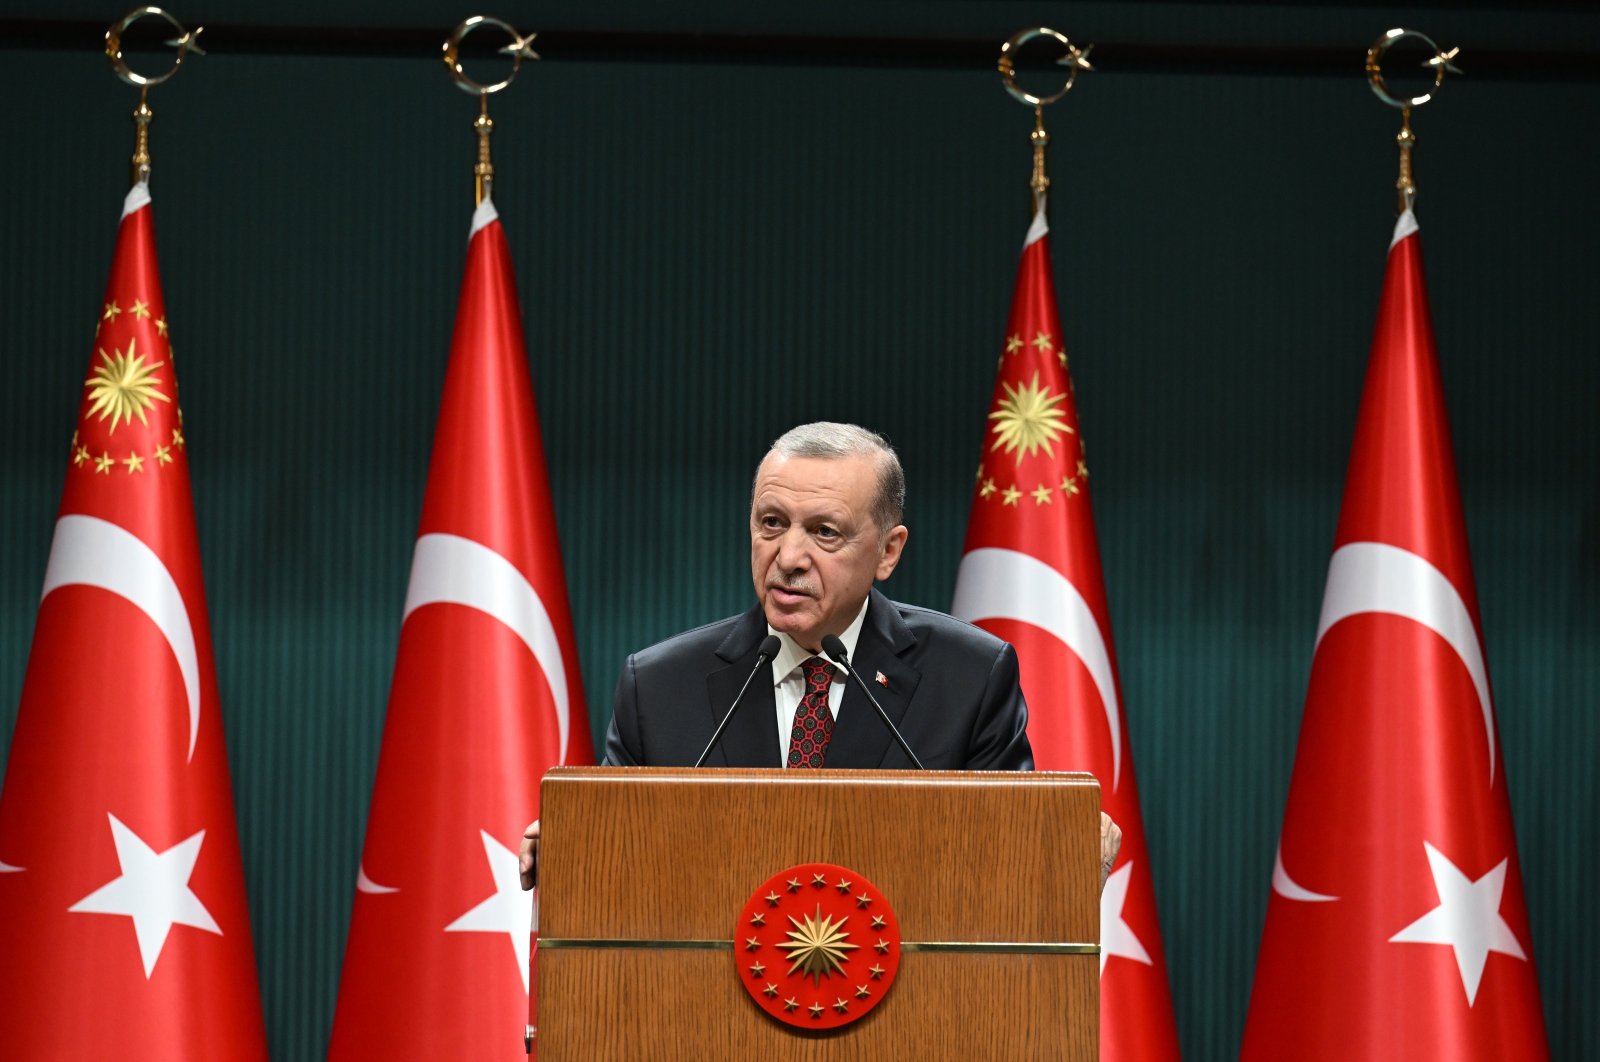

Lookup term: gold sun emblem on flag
[84,337,170,432]
[989,370,1072,463]
[779,906,859,985]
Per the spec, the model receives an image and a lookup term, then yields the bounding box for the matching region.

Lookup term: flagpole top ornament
[443,16,539,97]
[444,16,539,206]
[105,7,203,89]
[998,28,1093,109]
[1365,28,1461,111]
[105,8,202,187]
[998,28,1092,208]
[1366,28,1461,214]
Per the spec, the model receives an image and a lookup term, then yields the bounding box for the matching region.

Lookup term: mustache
[767,578,817,597]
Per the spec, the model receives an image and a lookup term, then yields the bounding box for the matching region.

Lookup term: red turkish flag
[328,197,593,1059]
[0,184,267,1057]
[1241,210,1548,1058]
[951,200,1180,1060]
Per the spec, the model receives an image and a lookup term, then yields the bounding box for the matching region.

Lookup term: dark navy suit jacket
[602,588,1034,770]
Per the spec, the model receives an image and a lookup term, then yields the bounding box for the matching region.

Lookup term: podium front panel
[536,767,1099,1060]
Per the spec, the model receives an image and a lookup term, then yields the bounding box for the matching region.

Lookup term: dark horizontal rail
[3,19,1597,81]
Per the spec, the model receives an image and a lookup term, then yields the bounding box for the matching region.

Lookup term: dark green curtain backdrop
[2,3,1596,1058]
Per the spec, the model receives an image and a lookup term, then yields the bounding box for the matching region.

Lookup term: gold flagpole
[104,6,204,187]
[443,15,539,206]
[997,27,1093,216]
[1365,28,1462,213]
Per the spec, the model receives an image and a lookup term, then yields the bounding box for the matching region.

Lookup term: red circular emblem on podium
[735,862,901,1030]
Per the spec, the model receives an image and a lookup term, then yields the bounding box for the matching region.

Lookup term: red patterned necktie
[787,656,836,768]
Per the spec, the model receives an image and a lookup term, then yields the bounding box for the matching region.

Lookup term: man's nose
[776,528,812,571]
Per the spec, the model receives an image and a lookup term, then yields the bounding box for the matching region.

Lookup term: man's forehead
[753,453,875,499]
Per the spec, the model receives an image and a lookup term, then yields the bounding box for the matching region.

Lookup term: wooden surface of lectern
[535,767,1100,1059]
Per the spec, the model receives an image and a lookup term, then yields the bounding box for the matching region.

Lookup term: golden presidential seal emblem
[735,862,902,1030]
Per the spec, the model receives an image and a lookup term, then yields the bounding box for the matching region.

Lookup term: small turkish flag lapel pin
[875,671,889,688]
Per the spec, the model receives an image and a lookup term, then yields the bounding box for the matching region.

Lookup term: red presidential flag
[1241,209,1548,1058]
[329,197,593,1059]
[0,183,267,1057]
[951,198,1180,1060]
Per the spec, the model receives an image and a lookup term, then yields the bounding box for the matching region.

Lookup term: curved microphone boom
[694,635,782,768]
[819,635,926,770]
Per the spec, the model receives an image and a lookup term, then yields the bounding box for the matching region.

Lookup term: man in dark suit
[520,422,1118,888]
[605,586,1032,770]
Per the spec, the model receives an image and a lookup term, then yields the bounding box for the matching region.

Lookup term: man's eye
[760,515,784,530]
[815,526,839,540]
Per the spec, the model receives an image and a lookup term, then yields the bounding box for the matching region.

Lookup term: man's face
[749,451,908,651]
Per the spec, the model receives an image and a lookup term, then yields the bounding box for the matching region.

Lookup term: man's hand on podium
[1100,812,1122,892]
[521,814,1119,893]
[519,819,539,891]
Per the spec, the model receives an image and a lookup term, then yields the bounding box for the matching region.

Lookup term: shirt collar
[768,596,871,684]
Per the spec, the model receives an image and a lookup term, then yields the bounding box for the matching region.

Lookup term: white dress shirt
[768,598,870,765]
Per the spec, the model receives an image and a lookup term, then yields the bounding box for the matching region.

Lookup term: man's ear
[875,525,908,581]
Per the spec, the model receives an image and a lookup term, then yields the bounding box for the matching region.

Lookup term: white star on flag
[444,830,534,993]
[1389,841,1528,1005]
[68,813,221,978]
[1099,860,1152,975]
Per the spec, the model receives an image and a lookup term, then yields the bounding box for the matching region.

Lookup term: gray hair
[759,422,906,532]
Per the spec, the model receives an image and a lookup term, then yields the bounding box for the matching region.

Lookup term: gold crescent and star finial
[105,7,204,186]
[443,16,540,206]
[105,7,202,88]
[443,16,538,96]
[997,27,1093,107]
[1365,28,1462,213]
[1366,28,1463,110]
[997,28,1094,207]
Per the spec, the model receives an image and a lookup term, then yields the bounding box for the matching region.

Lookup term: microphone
[694,635,782,768]
[820,635,926,770]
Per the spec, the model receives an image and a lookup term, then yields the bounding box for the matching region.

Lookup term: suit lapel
[824,590,922,769]
[705,606,780,767]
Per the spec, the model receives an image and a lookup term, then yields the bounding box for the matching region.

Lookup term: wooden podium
[534,767,1100,1059]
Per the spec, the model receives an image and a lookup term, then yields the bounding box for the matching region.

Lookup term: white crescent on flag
[951,547,1122,789]
[1276,539,1496,904]
[355,862,398,895]
[1316,541,1495,785]
[40,514,202,762]
[1272,845,1338,902]
[403,532,572,762]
